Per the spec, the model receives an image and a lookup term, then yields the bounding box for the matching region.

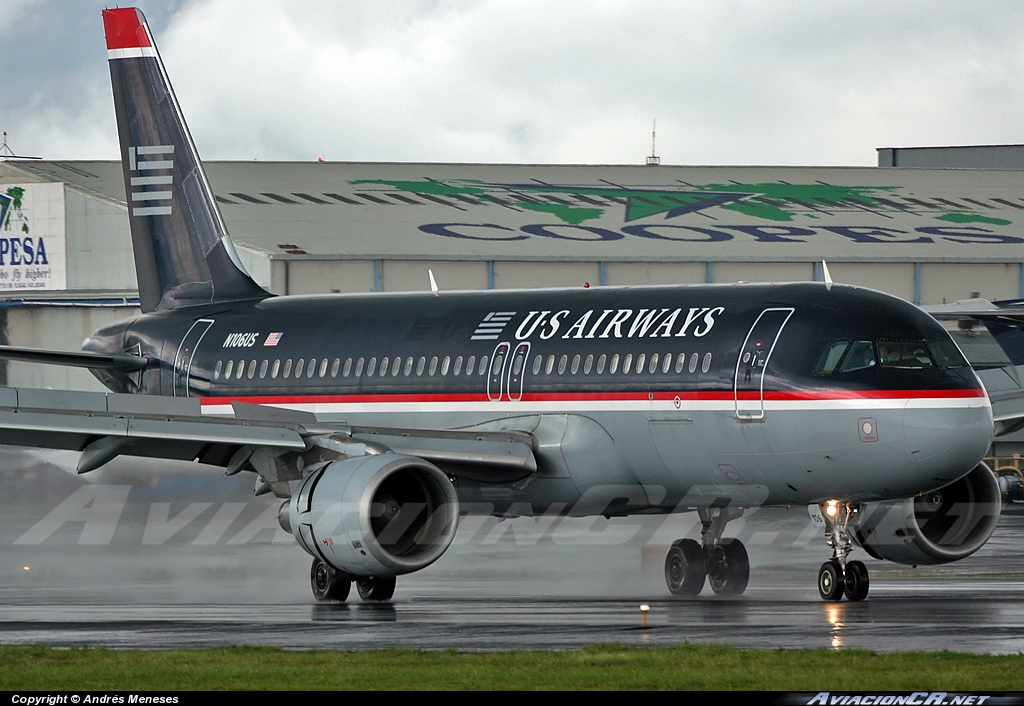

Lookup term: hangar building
[0,157,1022,390]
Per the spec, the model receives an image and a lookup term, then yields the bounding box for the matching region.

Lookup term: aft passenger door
[734,308,793,420]
[173,319,214,397]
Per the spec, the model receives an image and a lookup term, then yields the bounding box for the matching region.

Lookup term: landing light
[825,500,839,518]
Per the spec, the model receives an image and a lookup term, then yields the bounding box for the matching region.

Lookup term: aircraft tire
[707,538,749,596]
[356,576,397,601]
[843,560,870,601]
[311,559,351,602]
[665,539,707,595]
[818,560,845,601]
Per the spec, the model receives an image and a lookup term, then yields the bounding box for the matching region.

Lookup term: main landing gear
[817,501,869,602]
[310,559,396,603]
[665,507,750,597]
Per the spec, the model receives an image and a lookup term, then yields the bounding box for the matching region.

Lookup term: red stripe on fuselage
[198,388,986,406]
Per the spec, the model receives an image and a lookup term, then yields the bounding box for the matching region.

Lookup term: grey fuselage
[85,281,994,517]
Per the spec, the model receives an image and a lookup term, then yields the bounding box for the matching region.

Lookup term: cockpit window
[878,341,933,369]
[814,340,875,375]
[838,341,876,372]
[928,339,969,368]
[815,341,849,375]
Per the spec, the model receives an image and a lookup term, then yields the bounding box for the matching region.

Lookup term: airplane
[0,7,1000,603]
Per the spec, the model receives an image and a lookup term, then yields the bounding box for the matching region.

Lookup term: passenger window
[636,353,646,374]
[247,360,256,379]
[689,353,698,373]
[584,354,593,375]
[364,358,374,377]
[319,359,329,378]
[259,359,268,379]
[224,360,234,379]
[380,357,389,376]
[609,353,619,374]
[214,360,222,380]
[479,356,489,375]
[354,357,364,377]
[331,358,340,377]
[272,359,280,379]
[557,355,567,375]
[307,359,316,378]
[295,359,305,377]
[623,353,633,373]
[404,357,413,376]
[545,355,555,374]
[441,356,451,376]
[597,354,606,374]
[429,356,438,376]
[343,358,352,377]
[533,355,543,375]
[236,360,244,379]
[283,359,293,378]
[491,353,504,376]
[453,356,463,376]
[675,353,686,373]
[417,357,426,376]
[702,352,712,373]
[392,357,401,376]
[662,353,671,374]
[569,355,579,374]
[649,353,659,374]
[466,356,475,376]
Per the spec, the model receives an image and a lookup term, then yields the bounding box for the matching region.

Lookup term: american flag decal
[264,332,283,346]
[471,311,516,340]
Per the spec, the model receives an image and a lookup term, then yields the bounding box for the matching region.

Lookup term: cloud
[4,0,1024,165]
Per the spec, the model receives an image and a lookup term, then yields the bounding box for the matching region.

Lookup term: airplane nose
[902,396,992,482]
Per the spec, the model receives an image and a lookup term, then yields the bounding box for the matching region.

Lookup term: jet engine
[286,453,459,577]
[852,462,1000,565]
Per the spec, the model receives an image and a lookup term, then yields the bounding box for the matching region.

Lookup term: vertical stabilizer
[103,8,269,312]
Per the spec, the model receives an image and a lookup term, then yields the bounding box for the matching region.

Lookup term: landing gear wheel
[665,539,707,596]
[707,538,749,596]
[310,559,350,602]
[843,560,869,601]
[818,560,845,601]
[356,576,397,602]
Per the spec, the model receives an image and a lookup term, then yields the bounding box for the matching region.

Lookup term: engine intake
[287,453,459,577]
[853,462,1001,565]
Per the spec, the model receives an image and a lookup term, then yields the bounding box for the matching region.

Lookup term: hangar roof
[4,160,1024,263]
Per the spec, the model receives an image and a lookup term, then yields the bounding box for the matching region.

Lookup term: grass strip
[1,644,1024,691]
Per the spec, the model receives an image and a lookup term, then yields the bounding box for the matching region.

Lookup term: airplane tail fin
[103,8,269,313]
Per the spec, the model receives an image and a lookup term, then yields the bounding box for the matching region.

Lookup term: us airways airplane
[0,8,999,603]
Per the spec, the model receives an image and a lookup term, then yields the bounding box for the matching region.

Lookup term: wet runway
[3,451,1024,652]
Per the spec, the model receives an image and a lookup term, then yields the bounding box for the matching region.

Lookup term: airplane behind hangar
[0,8,1018,603]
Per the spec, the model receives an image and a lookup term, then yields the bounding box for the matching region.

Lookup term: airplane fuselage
[84,281,993,515]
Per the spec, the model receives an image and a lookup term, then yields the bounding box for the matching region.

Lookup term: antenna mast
[646,119,660,166]
[0,132,41,160]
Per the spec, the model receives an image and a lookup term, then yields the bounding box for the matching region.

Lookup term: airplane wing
[0,344,148,370]
[924,298,1024,435]
[0,385,537,495]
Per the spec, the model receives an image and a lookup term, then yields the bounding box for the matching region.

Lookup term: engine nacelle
[287,453,459,577]
[853,462,1001,565]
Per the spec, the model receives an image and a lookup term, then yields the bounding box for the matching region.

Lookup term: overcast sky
[3,0,1024,166]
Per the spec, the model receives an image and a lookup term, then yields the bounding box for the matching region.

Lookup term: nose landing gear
[817,501,869,602]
